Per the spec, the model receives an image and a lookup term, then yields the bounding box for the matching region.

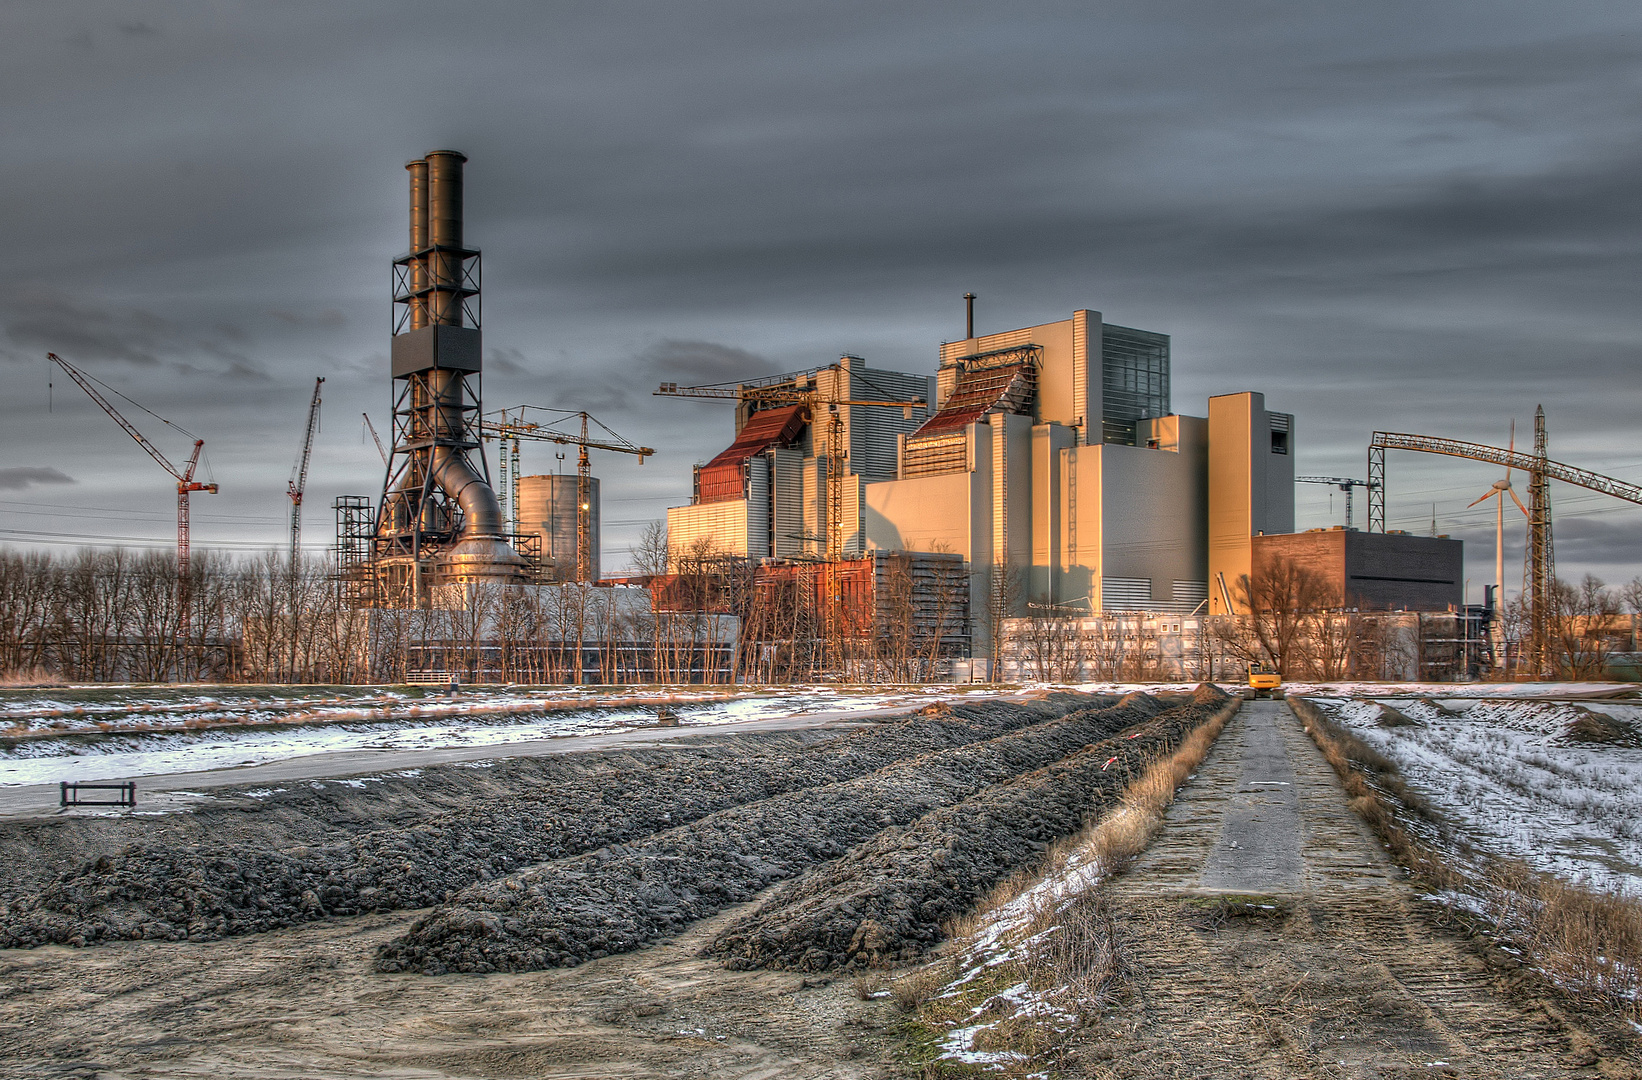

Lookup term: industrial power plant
[25,149,1642,685]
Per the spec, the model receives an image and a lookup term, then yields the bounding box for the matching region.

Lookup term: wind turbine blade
[1508,485,1529,518]
[1466,491,1496,509]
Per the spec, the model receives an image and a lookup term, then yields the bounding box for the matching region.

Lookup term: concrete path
[1081,699,1615,1077]
[1124,698,1394,896]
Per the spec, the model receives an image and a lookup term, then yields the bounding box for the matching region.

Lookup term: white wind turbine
[1466,419,1529,613]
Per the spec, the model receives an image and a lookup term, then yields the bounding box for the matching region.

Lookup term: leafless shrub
[0,666,64,687]
[1018,891,1124,1011]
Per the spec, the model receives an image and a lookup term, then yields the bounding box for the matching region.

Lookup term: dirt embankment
[375,693,1175,975]
[711,683,1233,971]
[0,692,1099,950]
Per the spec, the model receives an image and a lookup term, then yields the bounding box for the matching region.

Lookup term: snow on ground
[0,685,990,788]
[1311,694,1642,896]
[907,800,1139,1071]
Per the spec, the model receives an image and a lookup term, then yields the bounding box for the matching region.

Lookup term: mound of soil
[374,694,1169,975]
[708,685,1234,971]
[1373,703,1422,728]
[1563,707,1642,748]
[0,693,1102,949]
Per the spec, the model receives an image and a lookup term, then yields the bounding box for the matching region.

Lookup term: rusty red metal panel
[695,405,807,505]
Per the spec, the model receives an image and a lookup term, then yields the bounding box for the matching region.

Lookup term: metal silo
[518,474,600,582]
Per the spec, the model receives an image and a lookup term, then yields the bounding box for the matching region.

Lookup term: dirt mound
[708,685,1234,971]
[0,692,1103,949]
[1373,702,1422,728]
[1563,707,1642,748]
[374,694,1167,975]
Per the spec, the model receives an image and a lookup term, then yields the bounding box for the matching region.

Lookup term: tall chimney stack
[376,150,524,603]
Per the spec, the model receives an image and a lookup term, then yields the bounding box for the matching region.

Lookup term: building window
[1101,324,1170,445]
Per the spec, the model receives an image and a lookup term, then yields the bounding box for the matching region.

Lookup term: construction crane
[480,407,654,582]
[47,351,220,587]
[655,363,926,561]
[287,377,324,564]
[362,412,389,467]
[1295,476,1379,530]
[1368,408,1642,676]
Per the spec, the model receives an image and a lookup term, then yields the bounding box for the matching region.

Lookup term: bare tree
[1549,574,1619,680]
[984,558,1023,676]
[1234,553,1331,676]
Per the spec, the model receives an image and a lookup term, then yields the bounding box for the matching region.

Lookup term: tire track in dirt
[1071,700,1629,1079]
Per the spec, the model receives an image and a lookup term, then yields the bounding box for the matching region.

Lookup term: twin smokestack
[375,150,525,592]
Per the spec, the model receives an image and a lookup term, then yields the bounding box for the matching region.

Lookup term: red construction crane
[47,353,219,581]
[287,377,324,563]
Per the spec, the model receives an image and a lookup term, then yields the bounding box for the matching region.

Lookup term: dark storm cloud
[0,468,74,491]
[638,341,780,386]
[2,292,268,379]
[2,0,1640,581]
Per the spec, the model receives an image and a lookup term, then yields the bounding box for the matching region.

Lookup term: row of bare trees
[0,543,748,685]
[0,548,375,683]
[1222,556,1642,681]
[1001,555,1642,683]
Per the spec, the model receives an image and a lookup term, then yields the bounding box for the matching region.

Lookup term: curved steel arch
[1366,430,1642,533]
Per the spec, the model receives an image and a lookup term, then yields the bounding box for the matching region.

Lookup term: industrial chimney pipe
[426,149,466,326]
[406,158,428,330]
[377,149,525,599]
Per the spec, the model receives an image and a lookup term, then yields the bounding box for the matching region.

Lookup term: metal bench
[60,781,136,808]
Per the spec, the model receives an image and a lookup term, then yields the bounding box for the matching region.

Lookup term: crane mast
[46,353,219,582]
[362,412,390,467]
[287,377,325,564]
[1295,476,1378,531]
[479,407,655,582]
[1367,414,1642,676]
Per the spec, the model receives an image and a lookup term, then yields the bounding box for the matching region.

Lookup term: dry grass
[0,667,66,687]
[947,696,1242,945]
[1292,696,1642,1021]
[891,696,1242,1073]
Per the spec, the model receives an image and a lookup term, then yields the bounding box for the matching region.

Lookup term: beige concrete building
[669,309,1294,651]
[667,356,932,560]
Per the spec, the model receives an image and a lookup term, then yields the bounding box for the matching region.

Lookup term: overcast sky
[3,1,1640,599]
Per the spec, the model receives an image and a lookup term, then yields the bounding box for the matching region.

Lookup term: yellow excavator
[1247,663,1282,699]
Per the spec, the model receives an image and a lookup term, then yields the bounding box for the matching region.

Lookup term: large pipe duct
[377,150,525,598]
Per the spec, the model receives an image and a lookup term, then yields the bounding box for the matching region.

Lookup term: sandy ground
[0,898,901,1079]
[1067,701,1639,1079]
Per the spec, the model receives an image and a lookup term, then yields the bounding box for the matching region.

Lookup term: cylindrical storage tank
[518,474,600,582]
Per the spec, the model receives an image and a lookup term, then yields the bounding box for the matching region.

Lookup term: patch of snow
[1313,696,1642,896]
[0,687,968,788]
